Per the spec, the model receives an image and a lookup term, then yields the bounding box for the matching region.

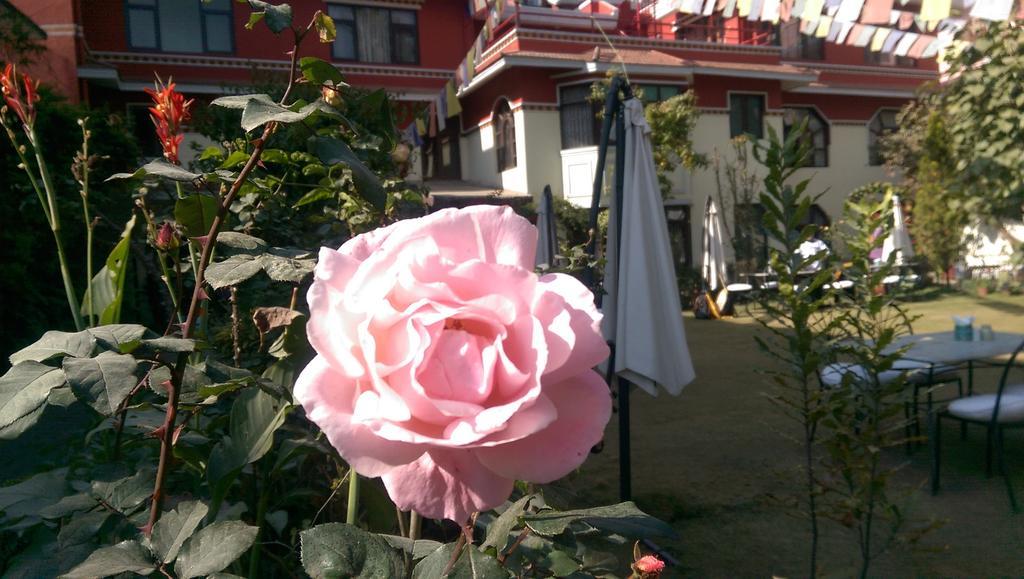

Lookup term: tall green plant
[753,121,839,578]
[821,192,940,578]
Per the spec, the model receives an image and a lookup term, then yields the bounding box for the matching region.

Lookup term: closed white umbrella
[702,199,728,291]
[602,98,695,397]
[882,194,915,265]
[534,185,558,270]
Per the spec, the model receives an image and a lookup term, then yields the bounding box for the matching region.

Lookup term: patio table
[886,330,1024,395]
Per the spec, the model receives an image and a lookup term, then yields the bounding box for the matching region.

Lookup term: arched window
[493,99,517,172]
[867,109,899,166]
[783,107,829,167]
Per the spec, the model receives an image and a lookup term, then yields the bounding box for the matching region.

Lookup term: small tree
[911,114,966,283]
[589,71,706,196]
[713,136,763,275]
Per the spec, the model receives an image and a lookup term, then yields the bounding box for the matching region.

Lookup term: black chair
[929,339,1024,511]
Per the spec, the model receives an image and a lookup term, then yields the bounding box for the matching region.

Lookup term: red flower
[145,78,194,165]
[1,63,41,126]
[635,555,665,574]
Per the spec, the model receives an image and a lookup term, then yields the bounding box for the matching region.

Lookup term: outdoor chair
[929,339,1024,511]
[820,358,964,452]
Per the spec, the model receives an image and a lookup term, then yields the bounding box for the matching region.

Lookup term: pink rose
[295,205,611,523]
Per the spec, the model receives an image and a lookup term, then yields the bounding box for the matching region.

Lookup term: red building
[10,0,937,267]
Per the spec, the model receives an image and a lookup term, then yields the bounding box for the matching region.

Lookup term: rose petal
[535,273,609,383]
[294,356,424,477]
[381,449,514,523]
[475,370,611,483]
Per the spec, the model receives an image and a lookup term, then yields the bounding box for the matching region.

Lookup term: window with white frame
[867,109,899,166]
[559,84,600,149]
[126,0,233,53]
[493,99,517,172]
[783,107,829,167]
[328,4,419,64]
[634,84,683,104]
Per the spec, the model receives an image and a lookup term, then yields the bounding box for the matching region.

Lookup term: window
[126,0,234,53]
[328,4,418,64]
[665,204,693,274]
[729,94,764,139]
[559,84,600,149]
[867,109,899,166]
[493,99,516,171]
[783,107,829,167]
[634,84,682,104]
[780,21,824,60]
[865,49,915,67]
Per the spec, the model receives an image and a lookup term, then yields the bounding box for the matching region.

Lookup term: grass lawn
[572,290,1024,578]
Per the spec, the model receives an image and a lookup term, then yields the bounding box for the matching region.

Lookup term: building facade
[11,0,937,269]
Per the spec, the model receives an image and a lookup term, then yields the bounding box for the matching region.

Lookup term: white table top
[889,331,1024,366]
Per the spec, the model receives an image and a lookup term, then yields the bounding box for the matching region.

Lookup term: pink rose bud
[294,206,611,523]
[391,142,411,164]
[634,555,666,576]
[155,222,178,251]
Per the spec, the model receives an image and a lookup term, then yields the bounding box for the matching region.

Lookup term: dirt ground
[573,291,1024,578]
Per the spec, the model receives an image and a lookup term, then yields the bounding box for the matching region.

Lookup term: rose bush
[295,205,611,522]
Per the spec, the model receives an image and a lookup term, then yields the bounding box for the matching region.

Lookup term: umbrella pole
[585,76,635,501]
[612,83,632,502]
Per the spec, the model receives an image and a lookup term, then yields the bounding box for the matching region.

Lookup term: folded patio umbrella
[534,185,558,269]
[602,98,696,396]
[882,193,915,265]
[702,198,729,291]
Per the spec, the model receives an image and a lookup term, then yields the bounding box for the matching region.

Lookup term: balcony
[483,0,779,47]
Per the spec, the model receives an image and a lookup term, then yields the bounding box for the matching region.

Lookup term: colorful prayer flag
[870,26,889,51]
[860,0,892,23]
[919,0,951,22]
[834,0,864,22]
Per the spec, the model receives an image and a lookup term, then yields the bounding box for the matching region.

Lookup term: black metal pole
[613,81,633,502]
[584,76,623,296]
[584,76,635,502]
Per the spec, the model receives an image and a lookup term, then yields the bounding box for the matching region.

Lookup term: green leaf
[219,150,251,169]
[0,362,67,436]
[208,388,290,501]
[218,232,268,252]
[9,330,95,365]
[90,468,154,515]
[175,195,220,238]
[211,93,275,109]
[300,523,406,579]
[138,336,196,354]
[245,0,292,33]
[314,12,336,42]
[174,520,259,579]
[300,56,345,85]
[82,215,136,325]
[380,536,444,560]
[523,502,676,539]
[58,511,111,548]
[63,352,139,416]
[482,494,535,551]
[413,543,507,579]
[149,500,210,564]
[260,252,315,283]
[0,468,67,530]
[206,255,264,289]
[107,159,202,182]
[86,324,153,353]
[63,540,156,578]
[309,136,385,210]
[293,187,335,208]
[240,98,340,133]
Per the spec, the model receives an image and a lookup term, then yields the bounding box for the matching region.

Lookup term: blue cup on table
[953,316,974,341]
